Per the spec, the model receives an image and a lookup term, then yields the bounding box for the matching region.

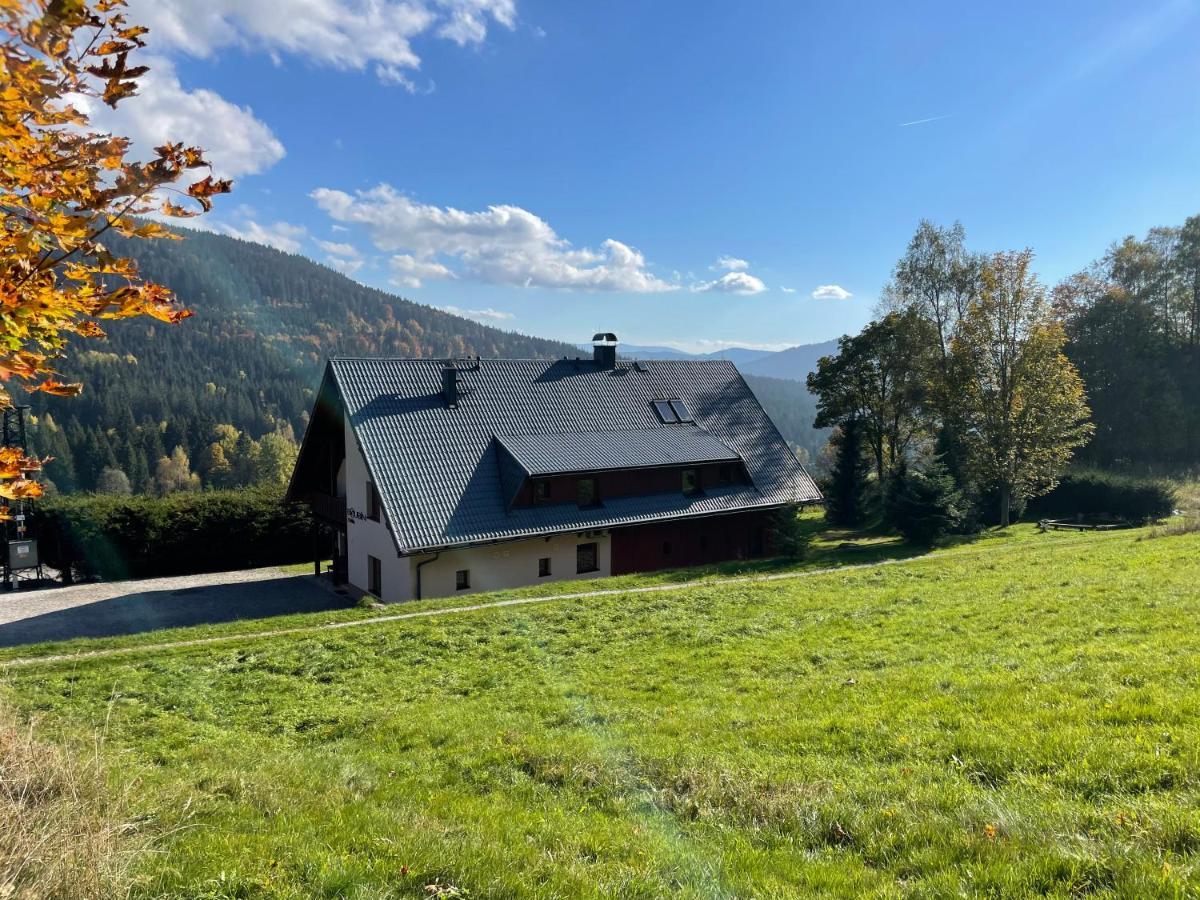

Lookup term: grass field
[3,524,1200,897]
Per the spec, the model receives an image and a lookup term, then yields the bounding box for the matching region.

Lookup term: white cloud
[312,184,677,293]
[316,240,360,258]
[390,253,456,288]
[713,255,749,272]
[78,56,284,181]
[692,271,768,295]
[780,286,797,294]
[127,0,516,84]
[811,284,853,300]
[220,220,307,253]
[440,305,515,321]
[326,256,365,275]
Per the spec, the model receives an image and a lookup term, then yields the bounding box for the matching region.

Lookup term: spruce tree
[824,418,870,528]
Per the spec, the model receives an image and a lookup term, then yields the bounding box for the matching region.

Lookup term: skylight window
[652,400,678,423]
[669,400,693,422]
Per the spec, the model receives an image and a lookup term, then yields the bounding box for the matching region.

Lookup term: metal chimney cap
[591,332,619,346]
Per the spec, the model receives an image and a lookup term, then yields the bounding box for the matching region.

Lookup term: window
[455,569,471,591]
[367,555,382,596]
[718,464,734,485]
[532,479,550,503]
[577,476,598,507]
[538,557,552,577]
[669,400,693,422]
[366,480,381,521]
[652,400,679,423]
[682,467,700,496]
[576,542,598,574]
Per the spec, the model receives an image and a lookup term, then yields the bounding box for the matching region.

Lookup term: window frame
[577,476,599,508]
[538,556,552,578]
[668,399,693,423]
[652,400,679,423]
[531,478,550,504]
[367,554,382,597]
[455,569,471,591]
[576,542,599,574]
[682,467,701,496]
[366,480,381,521]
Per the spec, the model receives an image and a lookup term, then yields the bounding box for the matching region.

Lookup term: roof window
[652,400,679,423]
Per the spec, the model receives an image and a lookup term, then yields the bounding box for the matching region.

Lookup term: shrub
[1025,470,1177,523]
[768,504,812,559]
[886,460,965,545]
[30,488,316,581]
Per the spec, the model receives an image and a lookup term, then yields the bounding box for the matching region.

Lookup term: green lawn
[4,526,1200,898]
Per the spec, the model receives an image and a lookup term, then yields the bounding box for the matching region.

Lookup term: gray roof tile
[328,357,821,553]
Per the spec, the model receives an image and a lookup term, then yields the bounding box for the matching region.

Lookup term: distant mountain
[579,343,773,366]
[29,229,830,492]
[739,339,839,382]
[600,339,841,385]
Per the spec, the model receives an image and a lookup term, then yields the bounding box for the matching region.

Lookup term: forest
[22,229,823,494]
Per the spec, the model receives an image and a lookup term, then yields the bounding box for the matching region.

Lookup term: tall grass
[0,702,136,899]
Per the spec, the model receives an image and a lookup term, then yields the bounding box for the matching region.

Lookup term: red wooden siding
[610,510,774,575]
[510,461,748,508]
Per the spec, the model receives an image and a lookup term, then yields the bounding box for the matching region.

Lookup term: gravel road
[0,567,352,648]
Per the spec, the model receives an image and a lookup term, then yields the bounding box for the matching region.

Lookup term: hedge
[1025,470,1177,523]
[29,489,316,581]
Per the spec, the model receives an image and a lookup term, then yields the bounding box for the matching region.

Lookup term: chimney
[441,363,459,407]
[591,332,618,368]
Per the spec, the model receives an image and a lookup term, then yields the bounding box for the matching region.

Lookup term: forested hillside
[24,230,821,493]
[25,229,579,494]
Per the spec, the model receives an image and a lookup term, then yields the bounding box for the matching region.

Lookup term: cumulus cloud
[692,271,768,295]
[713,255,749,271]
[391,253,456,289]
[811,284,853,300]
[316,240,361,257]
[312,184,676,293]
[440,305,515,321]
[219,220,307,253]
[326,256,365,275]
[127,0,516,84]
[79,56,284,180]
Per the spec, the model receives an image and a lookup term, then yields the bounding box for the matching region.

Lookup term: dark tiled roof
[329,357,821,553]
[495,425,739,477]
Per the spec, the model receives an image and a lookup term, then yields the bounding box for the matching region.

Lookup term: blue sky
[106,0,1200,352]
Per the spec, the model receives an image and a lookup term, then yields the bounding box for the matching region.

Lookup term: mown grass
[0,510,1106,665]
[2,526,1199,898]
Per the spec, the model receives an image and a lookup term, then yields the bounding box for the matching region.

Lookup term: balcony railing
[306,492,347,525]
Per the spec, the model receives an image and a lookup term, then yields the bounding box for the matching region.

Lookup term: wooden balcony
[305,492,347,526]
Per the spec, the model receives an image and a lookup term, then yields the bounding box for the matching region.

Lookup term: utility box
[8,540,37,571]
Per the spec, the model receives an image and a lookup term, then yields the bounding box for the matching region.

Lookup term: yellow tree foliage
[950,251,1094,526]
[0,0,229,512]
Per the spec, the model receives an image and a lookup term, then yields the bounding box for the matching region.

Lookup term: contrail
[899,114,951,127]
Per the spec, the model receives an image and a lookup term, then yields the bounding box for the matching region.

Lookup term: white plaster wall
[343,414,411,603]
[407,531,612,601]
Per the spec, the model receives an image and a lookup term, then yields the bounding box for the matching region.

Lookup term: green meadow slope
[4,528,1200,898]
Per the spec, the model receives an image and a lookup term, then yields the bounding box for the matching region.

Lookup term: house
[287,334,821,602]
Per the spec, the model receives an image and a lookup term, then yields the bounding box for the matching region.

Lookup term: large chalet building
[288,334,821,602]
